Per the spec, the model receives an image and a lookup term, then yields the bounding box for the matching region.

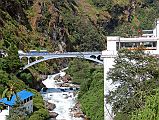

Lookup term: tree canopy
[106,49,159,120]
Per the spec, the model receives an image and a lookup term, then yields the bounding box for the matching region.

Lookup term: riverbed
[41,72,84,120]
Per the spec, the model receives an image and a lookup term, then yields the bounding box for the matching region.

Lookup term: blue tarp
[0,90,34,106]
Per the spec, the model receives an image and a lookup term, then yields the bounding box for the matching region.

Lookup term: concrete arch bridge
[18,51,104,70]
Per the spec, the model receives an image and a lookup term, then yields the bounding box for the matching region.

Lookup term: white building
[102,19,159,120]
[0,90,34,120]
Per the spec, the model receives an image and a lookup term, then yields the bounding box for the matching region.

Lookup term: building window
[24,99,27,103]
[30,96,32,100]
[27,97,29,102]
[116,41,157,50]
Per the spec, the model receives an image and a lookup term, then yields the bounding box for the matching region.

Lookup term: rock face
[45,101,58,119]
[49,112,59,118]
[48,103,56,111]
[70,102,86,118]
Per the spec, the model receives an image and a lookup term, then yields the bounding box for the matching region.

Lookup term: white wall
[107,36,120,51]
[153,19,159,37]
[23,100,33,113]
[0,106,10,120]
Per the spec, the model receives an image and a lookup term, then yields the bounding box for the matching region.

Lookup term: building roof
[0,90,34,106]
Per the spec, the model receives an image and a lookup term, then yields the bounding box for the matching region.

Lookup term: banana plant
[2,83,17,101]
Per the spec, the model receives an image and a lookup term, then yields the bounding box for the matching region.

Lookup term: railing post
[35,57,38,61]
[27,57,30,64]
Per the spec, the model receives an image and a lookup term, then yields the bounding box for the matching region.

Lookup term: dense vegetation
[67,59,104,120]
[0,0,159,119]
[106,49,159,120]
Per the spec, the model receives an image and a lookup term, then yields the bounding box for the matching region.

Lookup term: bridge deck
[19,52,102,57]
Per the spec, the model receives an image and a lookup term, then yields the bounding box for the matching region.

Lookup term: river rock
[54,74,60,80]
[60,83,70,87]
[74,112,85,118]
[62,76,69,83]
[84,117,91,120]
[45,101,56,111]
[50,118,56,120]
[49,112,58,118]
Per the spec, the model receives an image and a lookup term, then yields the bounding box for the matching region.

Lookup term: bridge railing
[18,52,102,56]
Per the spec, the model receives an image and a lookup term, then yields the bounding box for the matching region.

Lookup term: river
[41,72,84,120]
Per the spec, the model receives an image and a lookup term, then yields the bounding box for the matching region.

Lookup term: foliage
[67,59,93,84]
[106,49,159,119]
[19,72,33,84]
[110,23,138,37]
[67,59,104,120]
[135,2,159,30]
[1,45,23,74]
[131,90,159,120]
[28,108,49,120]
[79,68,104,120]
[0,70,9,85]
[2,83,17,100]
[62,10,105,51]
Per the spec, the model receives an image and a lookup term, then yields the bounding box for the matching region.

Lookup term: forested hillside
[0,0,159,119]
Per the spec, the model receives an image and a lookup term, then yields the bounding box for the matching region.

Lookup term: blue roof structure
[0,90,34,106]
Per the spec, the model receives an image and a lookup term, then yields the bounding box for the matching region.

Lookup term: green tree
[0,70,9,85]
[67,59,104,120]
[28,108,49,120]
[2,83,17,100]
[2,45,23,74]
[79,67,104,120]
[131,90,159,120]
[106,48,159,119]
[63,11,105,51]
[67,59,93,84]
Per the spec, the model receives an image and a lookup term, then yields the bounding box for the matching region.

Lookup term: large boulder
[49,112,58,118]
[74,112,85,118]
[50,118,56,120]
[45,101,56,111]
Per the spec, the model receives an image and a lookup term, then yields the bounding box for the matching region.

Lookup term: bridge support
[35,56,38,61]
[102,50,117,120]
[19,56,22,62]
[27,57,30,64]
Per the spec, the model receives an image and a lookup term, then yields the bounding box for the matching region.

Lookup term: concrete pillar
[156,19,159,37]
[35,57,38,61]
[153,19,159,37]
[19,57,22,62]
[27,57,30,64]
[107,36,120,51]
[102,50,117,120]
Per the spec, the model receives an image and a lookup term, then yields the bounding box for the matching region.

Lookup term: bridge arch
[23,56,103,70]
